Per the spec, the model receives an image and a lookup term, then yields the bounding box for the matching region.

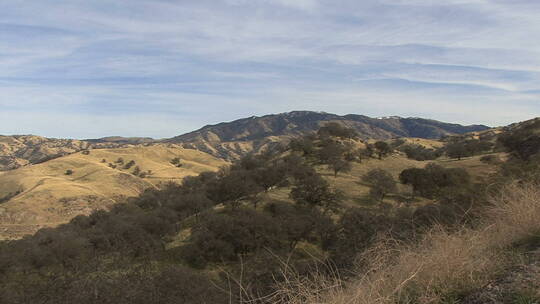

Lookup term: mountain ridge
[0,111,490,168]
[167,111,490,159]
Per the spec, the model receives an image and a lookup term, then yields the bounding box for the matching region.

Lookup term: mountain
[167,111,490,159]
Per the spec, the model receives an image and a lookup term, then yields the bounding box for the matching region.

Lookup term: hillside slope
[0,135,148,171]
[0,145,227,239]
[168,111,489,159]
[0,135,92,171]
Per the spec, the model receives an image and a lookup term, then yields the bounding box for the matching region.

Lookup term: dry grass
[0,145,227,239]
[436,153,505,183]
[277,182,540,304]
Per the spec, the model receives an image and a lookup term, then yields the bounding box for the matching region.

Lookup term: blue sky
[1,0,540,138]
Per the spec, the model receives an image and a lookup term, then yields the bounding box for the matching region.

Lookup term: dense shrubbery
[399,163,471,199]
[400,144,441,161]
[497,119,540,183]
[317,122,357,139]
[362,168,397,202]
[444,138,494,160]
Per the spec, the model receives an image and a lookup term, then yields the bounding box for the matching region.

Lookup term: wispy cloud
[0,0,539,138]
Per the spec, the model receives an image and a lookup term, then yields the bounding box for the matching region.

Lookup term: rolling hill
[0,135,150,171]
[0,145,227,239]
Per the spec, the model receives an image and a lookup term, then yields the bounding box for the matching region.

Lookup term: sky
[1,0,540,139]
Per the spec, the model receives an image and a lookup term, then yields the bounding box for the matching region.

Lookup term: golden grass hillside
[0,145,227,239]
[266,151,500,209]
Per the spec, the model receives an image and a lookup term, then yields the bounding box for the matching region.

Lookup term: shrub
[399,164,470,199]
[65,169,74,175]
[374,141,392,159]
[123,160,136,169]
[317,122,357,139]
[480,154,502,165]
[182,208,285,266]
[290,173,343,214]
[362,169,397,202]
[0,189,22,204]
[401,144,440,161]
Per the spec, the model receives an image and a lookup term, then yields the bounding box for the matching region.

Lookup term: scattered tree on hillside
[362,168,397,202]
[359,145,375,160]
[317,139,345,163]
[123,160,136,169]
[65,169,74,175]
[446,142,468,160]
[498,120,540,161]
[170,157,182,167]
[399,167,429,198]
[399,164,471,199]
[328,156,353,177]
[290,174,343,214]
[206,169,263,209]
[464,139,493,155]
[317,122,357,139]
[445,139,493,160]
[263,201,328,251]
[480,154,502,165]
[374,141,392,159]
[289,136,315,156]
[253,162,287,192]
[115,157,124,164]
[390,138,406,149]
[401,144,440,161]
[0,189,23,204]
[315,139,354,177]
[132,166,141,176]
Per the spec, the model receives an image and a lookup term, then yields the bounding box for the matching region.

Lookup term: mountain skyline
[2,1,540,138]
[1,111,490,140]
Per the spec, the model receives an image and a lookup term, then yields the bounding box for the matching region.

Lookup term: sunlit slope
[0,145,227,239]
[265,152,501,209]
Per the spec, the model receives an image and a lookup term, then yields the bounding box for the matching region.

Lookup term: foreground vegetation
[0,119,538,303]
